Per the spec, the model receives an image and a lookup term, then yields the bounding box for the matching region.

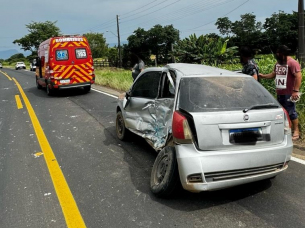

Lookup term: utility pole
[171,43,175,63]
[116,15,122,68]
[298,0,305,67]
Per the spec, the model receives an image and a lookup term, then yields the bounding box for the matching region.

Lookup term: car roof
[136,63,249,86]
[140,63,246,76]
[165,63,244,77]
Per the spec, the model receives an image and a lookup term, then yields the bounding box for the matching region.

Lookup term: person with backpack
[240,46,259,81]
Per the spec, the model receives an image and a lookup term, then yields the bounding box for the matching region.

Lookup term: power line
[73,0,161,34]
[75,19,116,34]
[120,0,166,19]
[80,0,250,44]
[121,0,181,24]
[186,0,250,31]
[88,1,175,32]
[118,0,232,38]
[122,0,215,29]
[120,0,235,33]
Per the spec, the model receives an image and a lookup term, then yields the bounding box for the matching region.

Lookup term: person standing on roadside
[131,53,145,81]
[240,46,259,81]
[259,45,302,141]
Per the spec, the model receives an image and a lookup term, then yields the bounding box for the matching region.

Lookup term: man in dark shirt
[240,46,259,81]
[131,54,145,81]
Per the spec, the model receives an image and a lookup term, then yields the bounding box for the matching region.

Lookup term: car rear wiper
[243,104,279,113]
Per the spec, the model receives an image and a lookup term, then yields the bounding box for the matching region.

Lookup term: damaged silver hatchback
[116,63,293,197]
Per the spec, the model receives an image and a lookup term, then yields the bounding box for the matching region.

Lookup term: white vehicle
[0,63,2,68]
[30,59,36,71]
[15,62,26,70]
[116,63,293,197]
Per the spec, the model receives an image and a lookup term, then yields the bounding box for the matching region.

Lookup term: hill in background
[0,49,31,60]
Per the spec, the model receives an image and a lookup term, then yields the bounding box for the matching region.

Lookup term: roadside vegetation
[95,68,132,91]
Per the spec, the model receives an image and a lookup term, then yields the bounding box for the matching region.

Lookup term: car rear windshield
[178,77,279,112]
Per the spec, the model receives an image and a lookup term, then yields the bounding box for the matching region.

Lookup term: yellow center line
[15,95,23,109]
[0,70,12,80]
[12,78,86,228]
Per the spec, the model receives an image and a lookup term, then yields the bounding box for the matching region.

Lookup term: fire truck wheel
[46,83,53,96]
[84,86,91,93]
[36,77,42,89]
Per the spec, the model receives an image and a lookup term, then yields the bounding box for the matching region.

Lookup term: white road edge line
[92,88,118,98]
[291,156,305,165]
[92,87,305,166]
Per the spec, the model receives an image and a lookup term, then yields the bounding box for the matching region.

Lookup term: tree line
[7,10,300,67]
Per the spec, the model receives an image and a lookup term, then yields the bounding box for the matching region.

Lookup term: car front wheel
[150,146,180,197]
[116,111,130,140]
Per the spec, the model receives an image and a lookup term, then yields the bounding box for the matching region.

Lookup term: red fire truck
[36,35,95,95]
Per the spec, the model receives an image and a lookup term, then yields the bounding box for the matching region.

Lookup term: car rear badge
[243,114,249,121]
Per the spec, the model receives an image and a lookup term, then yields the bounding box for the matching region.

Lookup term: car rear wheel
[116,111,130,140]
[150,146,180,197]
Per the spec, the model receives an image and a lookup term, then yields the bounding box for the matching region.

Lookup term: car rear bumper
[57,82,91,90]
[49,82,93,90]
[175,135,293,192]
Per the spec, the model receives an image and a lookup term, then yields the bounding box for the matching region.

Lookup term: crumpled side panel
[129,98,174,151]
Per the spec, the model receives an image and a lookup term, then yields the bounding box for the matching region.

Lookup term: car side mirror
[124,91,132,109]
[126,91,132,99]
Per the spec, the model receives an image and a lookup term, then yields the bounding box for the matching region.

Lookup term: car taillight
[172,111,192,144]
[283,108,291,135]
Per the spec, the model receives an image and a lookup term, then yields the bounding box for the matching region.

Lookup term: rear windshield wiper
[243,104,279,113]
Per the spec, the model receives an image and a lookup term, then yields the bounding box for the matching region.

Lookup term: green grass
[1,61,30,69]
[95,68,133,91]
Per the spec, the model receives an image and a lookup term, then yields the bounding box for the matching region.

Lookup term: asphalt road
[0,68,304,228]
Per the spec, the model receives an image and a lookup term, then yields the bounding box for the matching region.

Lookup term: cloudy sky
[0,0,299,54]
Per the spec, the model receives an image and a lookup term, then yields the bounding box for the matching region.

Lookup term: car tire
[116,111,130,140]
[46,83,53,96]
[36,77,42,89]
[150,146,180,197]
[83,85,91,93]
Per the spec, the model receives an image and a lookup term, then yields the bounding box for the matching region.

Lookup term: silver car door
[150,71,176,149]
[124,71,162,135]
